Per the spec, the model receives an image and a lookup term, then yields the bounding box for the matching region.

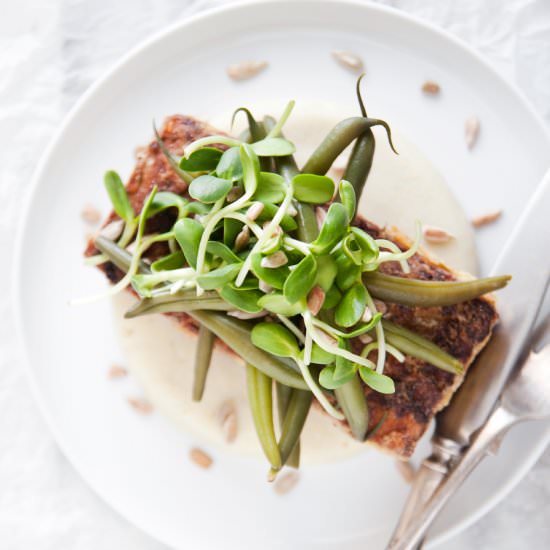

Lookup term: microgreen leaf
[309,343,335,365]
[220,285,263,313]
[319,365,355,389]
[258,293,304,316]
[292,174,335,204]
[335,283,368,327]
[151,251,185,272]
[240,143,260,195]
[350,227,379,265]
[254,172,287,203]
[254,202,297,232]
[333,339,355,381]
[339,180,356,221]
[251,137,296,157]
[189,174,232,204]
[283,254,317,304]
[148,191,188,218]
[179,147,223,172]
[216,147,244,181]
[310,202,349,254]
[314,254,338,292]
[197,263,242,290]
[250,253,289,289]
[181,202,210,217]
[104,170,134,223]
[251,322,300,359]
[322,286,342,310]
[223,218,243,247]
[358,367,395,394]
[174,218,204,269]
[339,312,382,339]
[206,241,242,264]
[342,233,364,266]
[335,252,361,290]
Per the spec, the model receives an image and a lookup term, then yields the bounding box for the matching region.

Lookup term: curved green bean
[276,384,300,468]
[302,117,396,176]
[192,326,215,401]
[334,372,369,441]
[246,364,282,471]
[95,236,150,274]
[270,388,312,478]
[124,292,232,317]
[382,320,463,374]
[363,272,511,307]
[190,310,309,390]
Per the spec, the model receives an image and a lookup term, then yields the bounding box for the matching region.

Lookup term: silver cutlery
[387,167,550,548]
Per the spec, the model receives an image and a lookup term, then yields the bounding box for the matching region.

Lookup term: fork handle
[386,406,517,550]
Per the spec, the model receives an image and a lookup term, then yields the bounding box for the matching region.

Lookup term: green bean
[263,115,319,243]
[190,310,309,390]
[246,364,282,471]
[270,388,312,478]
[95,236,150,274]
[192,326,215,401]
[302,117,396,176]
[276,384,300,468]
[363,272,511,307]
[334,372,369,441]
[366,411,387,440]
[234,108,271,171]
[124,292,232,317]
[382,320,463,374]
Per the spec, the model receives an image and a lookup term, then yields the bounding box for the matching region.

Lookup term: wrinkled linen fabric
[1,0,549,548]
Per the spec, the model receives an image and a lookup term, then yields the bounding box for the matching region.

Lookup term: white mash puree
[112,101,477,464]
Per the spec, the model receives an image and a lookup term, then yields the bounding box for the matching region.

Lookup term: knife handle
[387,437,462,544]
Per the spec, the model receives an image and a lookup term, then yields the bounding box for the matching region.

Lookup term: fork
[387,336,550,550]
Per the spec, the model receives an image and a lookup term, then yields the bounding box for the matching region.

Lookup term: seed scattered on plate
[395,460,416,484]
[261,250,288,269]
[218,401,238,443]
[81,204,101,225]
[421,80,440,95]
[273,471,300,495]
[472,209,502,228]
[332,50,364,73]
[307,286,326,316]
[423,225,455,244]
[465,116,480,149]
[227,61,268,81]
[190,447,213,469]
[128,397,153,414]
[108,365,128,379]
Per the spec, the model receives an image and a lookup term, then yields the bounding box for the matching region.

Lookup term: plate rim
[13,0,550,547]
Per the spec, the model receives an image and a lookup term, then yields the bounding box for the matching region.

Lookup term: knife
[387,167,550,547]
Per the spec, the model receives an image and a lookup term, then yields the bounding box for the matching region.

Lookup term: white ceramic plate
[14,1,550,548]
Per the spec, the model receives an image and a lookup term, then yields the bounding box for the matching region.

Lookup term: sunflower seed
[234,225,250,251]
[190,447,213,469]
[472,209,502,228]
[307,286,326,316]
[81,204,101,225]
[465,116,480,149]
[259,280,273,293]
[372,299,387,316]
[246,201,264,221]
[273,471,300,495]
[218,401,238,443]
[422,80,441,95]
[359,333,373,345]
[128,397,153,414]
[98,219,124,241]
[423,225,455,244]
[396,460,416,484]
[261,250,288,268]
[332,50,364,73]
[108,365,128,379]
[361,307,373,323]
[227,310,268,320]
[227,61,268,81]
[226,186,243,202]
[286,203,298,217]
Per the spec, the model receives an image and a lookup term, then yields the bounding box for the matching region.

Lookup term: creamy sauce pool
[113,102,478,464]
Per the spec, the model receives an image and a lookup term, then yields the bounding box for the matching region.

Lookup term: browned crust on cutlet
[86,115,499,458]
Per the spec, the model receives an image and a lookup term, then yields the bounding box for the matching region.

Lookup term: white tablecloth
[2,0,550,548]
